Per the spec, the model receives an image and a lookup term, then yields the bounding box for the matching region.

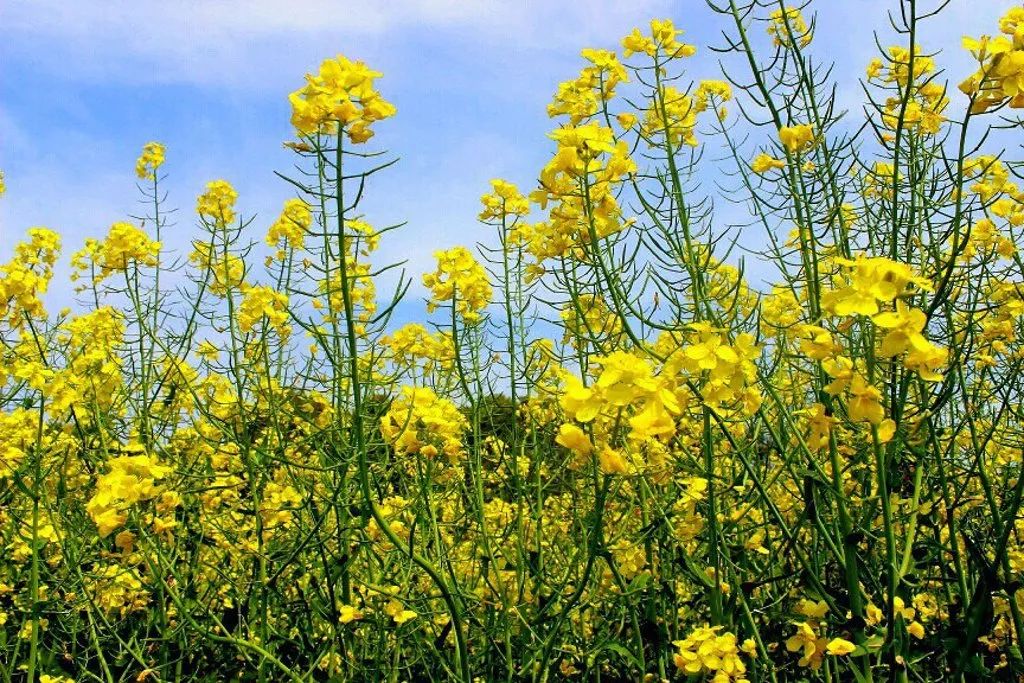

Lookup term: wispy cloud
[0,0,675,89]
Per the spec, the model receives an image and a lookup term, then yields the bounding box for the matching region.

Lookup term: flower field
[4,1,1024,681]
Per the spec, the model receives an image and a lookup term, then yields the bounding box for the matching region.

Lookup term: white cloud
[0,0,673,89]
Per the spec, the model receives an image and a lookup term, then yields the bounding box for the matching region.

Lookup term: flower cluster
[289,54,397,142]
[73,222,161,283]
[547,48,629,123]
[85,453,173,537]
[785,620,857,670]
[189,240,246,295]
[385,323,455,374]
[0,227,60,327]
[135,141,166,180]
[960,7,1024,113]
[479,179,529,221]
[778,124,815,154]
[379,386,469,462]
[423,246,492,322]
[265,198,313,254]
[672,625,751,682]
[196,179,239,225]
[867,46,947,136]
[768,6,813,48]
[622,19,697,59]
[237,285,291,338]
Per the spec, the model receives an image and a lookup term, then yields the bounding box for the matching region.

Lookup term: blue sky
[0,0,1010,316]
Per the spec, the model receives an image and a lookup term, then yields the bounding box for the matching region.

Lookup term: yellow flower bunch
[385,323,455,373]
[785,622,855,670]
[778,124,815,154]
[86,453,173,537]
[669,325,761,414]
[560,350,682,451]
[642,86,703,147]
[259,475,303,538]
[622,19,697,59]
[94,222,161,280]
[872,301,947,381]
[0,408,38,478]
[423,246,492,322]
[960,7,1024,113]
[380,386,468,462]
[527,121,635,265]
[867,46,947,136]
[672,625,751,682]
[135,141,166,180]
[695,79,733,120]
[821,254,932,317]
[547,48,629,123]
[479,179,529,221]
[265,197,312,253]
[0,228,60,326]
[289,54,397,142]
[189,240,246,295]
[51,307,125,418]
[196,179,239,225]
[560,294,623,351]
[236,285,291,338]
[85,564,149,617]
[768,6,813,48]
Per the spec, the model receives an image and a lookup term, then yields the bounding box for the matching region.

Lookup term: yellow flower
[622,28,657,58]
[135,141,166,180]
[778,124,815,153]
[265,198,312,252]
[423,246,492,322]
[479,179,530,221]
[339,604,364,624]
[86,453,173,537]
[380,386,468,462]
[786,622,827,669]
[623,19,696,59]
[555,423,592,456]
[958,8,1024,112]
[872,301,947,381]
[672,625,749,680]
[642,86,703,147]
[752,153,786,174]
[822,255,932,317]
[826,638,856,656]
[599,446,630,475]
[873,302,931,356]
[237,286,291,339]
[196,179,239,225]
[796,598,830,620]
[86,222,161,281]
[385,598,416,624]
[768,6,813,47]
[848,374,885,426]
[289,54,396,141]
